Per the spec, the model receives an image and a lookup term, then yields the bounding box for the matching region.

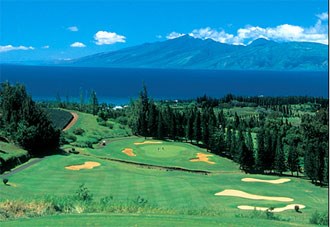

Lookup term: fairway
[0,111,328,226]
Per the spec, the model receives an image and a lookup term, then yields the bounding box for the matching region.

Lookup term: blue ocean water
[0,64,328,105]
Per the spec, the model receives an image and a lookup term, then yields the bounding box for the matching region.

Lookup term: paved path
[1,157,44,178]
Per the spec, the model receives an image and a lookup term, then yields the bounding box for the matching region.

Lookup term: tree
[185,109,195,143]
[89,90,98,115]
[274,137,286,175]
[239,140,255,173]
[193,110,202,144]
[256,126,266,172]
[287,145,300,176]
[0,82,60,156]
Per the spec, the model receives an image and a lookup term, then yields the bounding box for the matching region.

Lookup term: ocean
[0,64,328,105]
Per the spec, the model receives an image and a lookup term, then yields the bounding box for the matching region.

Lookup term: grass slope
[0,111,327,226]
[0,142,28,161]
[1,213,303,227]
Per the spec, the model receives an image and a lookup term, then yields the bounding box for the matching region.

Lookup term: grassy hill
[0,111,328,226]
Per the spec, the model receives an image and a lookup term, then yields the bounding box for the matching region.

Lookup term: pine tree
[239,140,255,173]
[194,110,202,144]
[287,145,300,176]
[256,127,266,172]
[274,137,286,175]
[89,90,98,115]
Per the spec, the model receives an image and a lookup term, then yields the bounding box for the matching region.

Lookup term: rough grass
[0,142,28,161]
[65,111,132,147]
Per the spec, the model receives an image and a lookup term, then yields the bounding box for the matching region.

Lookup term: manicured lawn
[1,111,327,226]
[0,153,327,225]
[88,137,239,172]
[1,213,305,227]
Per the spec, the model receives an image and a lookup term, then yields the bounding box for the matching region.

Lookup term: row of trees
[0,82,60,156]
[128,86,328,185]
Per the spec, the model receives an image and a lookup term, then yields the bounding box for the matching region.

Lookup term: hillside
[68,36,328,71]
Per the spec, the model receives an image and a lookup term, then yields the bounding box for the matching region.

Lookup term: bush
[64,133,77,143]
[309,211,328,225]
[73,128,85,135]
[3,178,8,185]
[76,183,93,203]
[108,123,114,129]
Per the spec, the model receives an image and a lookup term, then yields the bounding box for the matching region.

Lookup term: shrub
[309,211,328,225]
[108,123,114,129]
[3,178,8,185]
[75,183,93,203]
[64,133,77,143]
[73,128,85,135]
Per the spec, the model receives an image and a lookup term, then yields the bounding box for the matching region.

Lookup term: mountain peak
[249,38,274,46]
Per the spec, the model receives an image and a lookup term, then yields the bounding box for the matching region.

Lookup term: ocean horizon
[0,64,328,105]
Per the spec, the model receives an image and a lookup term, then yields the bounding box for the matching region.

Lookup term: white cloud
[68,26,78,32]
[94,31,126,45]
[156,35,163,39]
[167,14,328,45]
[42,45,49,49]
[0,45,34,53]
[316,12,328,21]
[166,32,185,39]
[70,42,86,48]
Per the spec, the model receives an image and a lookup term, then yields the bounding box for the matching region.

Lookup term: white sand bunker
[238,204,305,213]
[242,178,291,184]
[134,141,163,145]
[215,189,293,202]
[65,161,100,170]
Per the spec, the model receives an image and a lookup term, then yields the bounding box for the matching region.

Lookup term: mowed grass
[88,137,238,172]
[0,142,28,161]
[66,111,132,145]
[0,153,328,225]
[1,213,303,227]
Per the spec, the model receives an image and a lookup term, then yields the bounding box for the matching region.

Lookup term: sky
[0,0,328,63]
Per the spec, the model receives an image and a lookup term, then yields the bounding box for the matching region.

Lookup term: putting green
[139,145,186,158]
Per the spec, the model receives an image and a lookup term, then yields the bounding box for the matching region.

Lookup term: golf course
[0,110,328,226]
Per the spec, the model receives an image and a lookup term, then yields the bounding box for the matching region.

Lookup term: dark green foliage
[274,137,286,175]
[46,109,73,130]
[90,91,98,116]
[73,127,85,135]
[309,211,329,225]
[3,178,8,185]
[193,111,202,144]
[0,82,60,156]
[76,183,93,203]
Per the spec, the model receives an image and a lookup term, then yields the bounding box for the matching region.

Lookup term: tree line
[127,86,328,185]
[0,82,60,156]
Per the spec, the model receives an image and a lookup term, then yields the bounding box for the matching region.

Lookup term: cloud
[94,31,126,45]
[316,12,328,21]
[42,45,49,49]
[68,26,78,32]
[0,45,34,53]
[70,42,86,48]
[167,14,328,45]
[166,32,185,39]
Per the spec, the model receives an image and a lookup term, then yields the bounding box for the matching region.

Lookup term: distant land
[66,36,328,71]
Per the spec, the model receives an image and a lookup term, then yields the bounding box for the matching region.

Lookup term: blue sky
[0,0,328,63]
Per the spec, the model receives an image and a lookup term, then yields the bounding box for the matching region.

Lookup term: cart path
[1,157,44,178]
[63,112,78,131]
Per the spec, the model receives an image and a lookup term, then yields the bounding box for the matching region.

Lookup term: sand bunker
[190,153,215,164]
[242,178,291,184]
[65,161,100,170]
[215,189,293,202]
[122,148,136,156]
[134,141,163,145]
[238,204,305,213]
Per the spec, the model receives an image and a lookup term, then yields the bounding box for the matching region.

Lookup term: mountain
[68,36,328,71]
